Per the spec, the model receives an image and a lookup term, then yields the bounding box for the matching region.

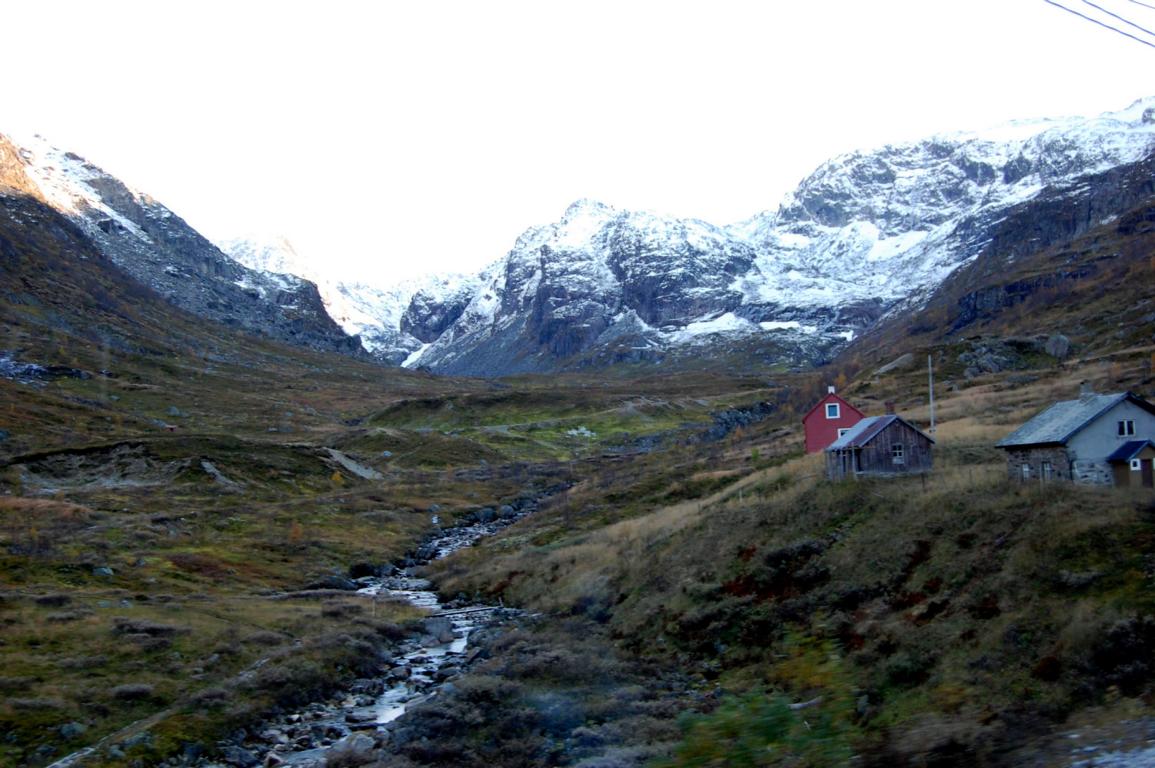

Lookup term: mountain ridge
[1,133,364,357]
[8,96,1155,377]
[213,97,1154,376]
[365,97,1152,375]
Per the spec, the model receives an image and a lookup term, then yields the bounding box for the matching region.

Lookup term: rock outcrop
[2,133,362,356]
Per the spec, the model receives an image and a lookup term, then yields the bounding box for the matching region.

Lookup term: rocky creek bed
[209,506,533,768]
[47,502,536,768]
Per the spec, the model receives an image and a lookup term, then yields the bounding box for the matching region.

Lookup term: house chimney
[885,401,896,414]
[1079,381,1094,398]
[828,385,836,394]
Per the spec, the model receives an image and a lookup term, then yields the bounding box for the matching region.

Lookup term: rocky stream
[48,504,533,768]
[238,508,527,768]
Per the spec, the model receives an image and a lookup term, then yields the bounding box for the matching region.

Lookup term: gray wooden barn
[825,414,935,480]
[995,391,1155,486]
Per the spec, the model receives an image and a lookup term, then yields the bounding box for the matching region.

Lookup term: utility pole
[928,354,936,437]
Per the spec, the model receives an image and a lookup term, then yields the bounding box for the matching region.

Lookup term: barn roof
[1106,440,1155,463]
[996,392,1155,448]
[825,414,934,451]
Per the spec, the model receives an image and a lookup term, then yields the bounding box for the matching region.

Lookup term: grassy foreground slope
[427,359,1155,765]
[0,190,499,765]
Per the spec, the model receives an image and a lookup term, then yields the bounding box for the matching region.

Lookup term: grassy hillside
[422,363,1155,766]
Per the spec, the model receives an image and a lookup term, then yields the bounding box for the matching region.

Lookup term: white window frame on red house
[825,403,840,419]
[837,428,850,438]
[1133,458,1143,471]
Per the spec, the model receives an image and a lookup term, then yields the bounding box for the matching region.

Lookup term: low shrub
[656,691,853,768]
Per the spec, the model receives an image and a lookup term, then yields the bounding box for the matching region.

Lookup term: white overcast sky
[3,1,1154,285]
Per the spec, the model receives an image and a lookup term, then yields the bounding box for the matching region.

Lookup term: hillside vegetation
[417,360,1155,766]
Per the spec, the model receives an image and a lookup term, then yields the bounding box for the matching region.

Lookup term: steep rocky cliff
[2,134,362,356]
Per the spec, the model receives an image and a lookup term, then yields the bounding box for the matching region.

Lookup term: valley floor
[4,334,1155,768]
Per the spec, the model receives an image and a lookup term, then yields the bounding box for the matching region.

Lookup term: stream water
[237,509,529,768]
[47,507,530,768]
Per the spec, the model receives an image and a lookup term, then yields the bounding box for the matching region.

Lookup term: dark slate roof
[996,392,1154,448]
[826,414,934,451]
[1106,440,1155,463]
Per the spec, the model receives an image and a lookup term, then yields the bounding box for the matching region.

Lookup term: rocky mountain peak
[563,197,614,218]
[1,133,363,356]
[389,98,1155,375]
[24,97,1149,378]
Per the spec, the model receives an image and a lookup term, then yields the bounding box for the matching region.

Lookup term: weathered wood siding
[826,420,933,480]
[857,420,933,475]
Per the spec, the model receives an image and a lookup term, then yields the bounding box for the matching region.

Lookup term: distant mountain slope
[842,147,1155,376]
[0,134,362,356]
[11,97,1152,379]
[1,172,238,369]
[380,98,1155,376]
[218,234,481,365]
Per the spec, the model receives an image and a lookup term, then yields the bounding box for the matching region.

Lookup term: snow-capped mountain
[389,97,1155,375]
[1,134,361,356]
[732,98,1155,309]
[217,234,482,365]
[12,96,1151,378]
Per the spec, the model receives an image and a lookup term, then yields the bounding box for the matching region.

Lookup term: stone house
[995,391,1155,486]
[825,414,935,480]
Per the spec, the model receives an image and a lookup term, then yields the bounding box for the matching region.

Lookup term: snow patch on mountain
[731,97,1155,310]
[14,133,156,246]
[217,234,483,363]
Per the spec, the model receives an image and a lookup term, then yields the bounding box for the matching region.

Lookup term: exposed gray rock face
[407,200,766,375]
[1045,334,1071,359]
[4,134,362,356]
[396,98,1155,376]
[401,280,478,343]
[15,96,1155,377]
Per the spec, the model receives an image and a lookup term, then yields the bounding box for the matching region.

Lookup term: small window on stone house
[891,444,905,464]
[1041,461,1053,480]
[826,403,840,419]
[1118,420,1136,436]
[1021,463,1031,480]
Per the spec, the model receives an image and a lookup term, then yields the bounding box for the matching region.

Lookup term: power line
[1081,0,1155,38]
[1124,0,1155,12]
[1044,0,1155,49]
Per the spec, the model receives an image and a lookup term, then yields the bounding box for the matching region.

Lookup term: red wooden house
[803,387,865,454]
